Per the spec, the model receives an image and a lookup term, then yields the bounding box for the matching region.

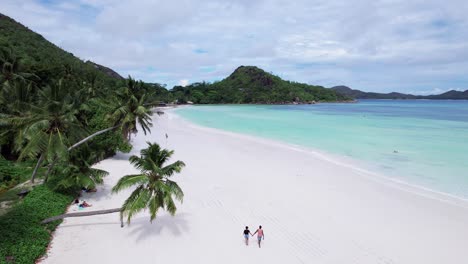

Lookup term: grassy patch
[0,185,72,264]
[0,158,40,194]
[0,158,48,216]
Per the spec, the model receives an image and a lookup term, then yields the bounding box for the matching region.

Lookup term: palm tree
[42,77,154,181]
[0,79,36,115]
[41,142,185,226]
[49,149,108,190]
[0,80,36,158]
[0,47,39,85]
[4,79,86,182]
[112,142,185,224]
[67,78,153,151]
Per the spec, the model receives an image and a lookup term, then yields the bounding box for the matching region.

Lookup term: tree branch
[42,208,122,225]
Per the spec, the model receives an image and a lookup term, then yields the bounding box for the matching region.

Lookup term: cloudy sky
[2,0,468,93]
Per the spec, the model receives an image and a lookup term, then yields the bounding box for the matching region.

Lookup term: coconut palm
[41,142,185,226]
[67,78,153,151]
[5,79,86,182]
[0,80,36,158]
[112,142,185,224]
[0,80,35,115]
[42,77,154,181]
[0,47,39,85]
[51,159,108,190]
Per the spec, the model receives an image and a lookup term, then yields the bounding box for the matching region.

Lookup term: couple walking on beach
[243,226,264,248]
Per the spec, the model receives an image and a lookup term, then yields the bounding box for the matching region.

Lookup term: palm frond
[165,179,184,202]
[121,186,151,224]
[161,160,186,177]
[112,174,149,193]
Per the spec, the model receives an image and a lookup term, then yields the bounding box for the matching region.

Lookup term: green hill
[171,66,351,104]
[0,13,121,86]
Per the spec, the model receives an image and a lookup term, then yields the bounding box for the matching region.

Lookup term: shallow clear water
[174,100,468,198]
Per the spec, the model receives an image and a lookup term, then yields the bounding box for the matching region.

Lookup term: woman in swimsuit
[252,225,264,248]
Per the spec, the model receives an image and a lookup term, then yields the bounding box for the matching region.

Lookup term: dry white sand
[42,111,468,264]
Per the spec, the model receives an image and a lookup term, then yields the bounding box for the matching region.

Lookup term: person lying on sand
[252,226,264,248]
[79,201,92,208]
[243,226,253,245]
[81,187,97,193]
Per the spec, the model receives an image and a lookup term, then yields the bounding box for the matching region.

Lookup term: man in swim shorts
[243,226,253,245]
[252,225,264,248]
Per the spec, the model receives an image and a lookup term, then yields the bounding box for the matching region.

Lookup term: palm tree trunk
[41,125,121,184]
[31,153,44,183]
[67,124,120,151]
[44,157,58,183]
[42,208,124,227]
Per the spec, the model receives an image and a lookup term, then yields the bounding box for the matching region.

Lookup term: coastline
[171,108,468,208]
[42,110,468,264]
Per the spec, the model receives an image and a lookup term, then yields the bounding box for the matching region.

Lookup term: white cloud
[179,79,189,87]
[2,0,468,92]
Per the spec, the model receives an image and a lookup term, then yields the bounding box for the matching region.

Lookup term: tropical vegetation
[113,142,185,224]
[42,142,186,226]
[0,185,72,264]
[0,13,176,264]
[0,12,349,263]
[171,65,350,104]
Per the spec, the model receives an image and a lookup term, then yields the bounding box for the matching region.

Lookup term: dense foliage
[0,13,165,188]
[171,66,350,104]
[0,13,169,263]
[0,185,73,264]
[0,158,36,194]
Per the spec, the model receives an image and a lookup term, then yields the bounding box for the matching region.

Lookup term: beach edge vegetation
[0,185,73,263]
[0,13,164,263]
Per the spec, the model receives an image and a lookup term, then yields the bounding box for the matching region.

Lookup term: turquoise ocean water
[174,100,468,198]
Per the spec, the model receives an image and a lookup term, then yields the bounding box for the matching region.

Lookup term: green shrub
[0,159,20,192]
[0,185,72,264]
[0,157,44,196]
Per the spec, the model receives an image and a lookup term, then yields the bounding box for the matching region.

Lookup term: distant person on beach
[81,187,97,193]
[79,201,92,208]
[252,225,264,248]
[243,226,253,245]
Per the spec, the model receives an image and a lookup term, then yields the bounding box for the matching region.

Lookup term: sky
[2,0,468,93]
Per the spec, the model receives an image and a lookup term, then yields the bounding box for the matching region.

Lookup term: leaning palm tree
[67,81,153,151]
[41,142,185,226]
[112,142,185,224]
[42,78,154,181]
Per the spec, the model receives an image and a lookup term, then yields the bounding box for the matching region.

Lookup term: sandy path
[42,111,468,264]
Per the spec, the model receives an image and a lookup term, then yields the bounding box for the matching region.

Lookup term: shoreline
[42,110,468,264]
[171,109,468,208]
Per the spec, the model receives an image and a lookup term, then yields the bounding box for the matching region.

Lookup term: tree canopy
[171,66,351,104]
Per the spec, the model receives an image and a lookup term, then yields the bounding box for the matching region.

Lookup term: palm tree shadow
[59,221,120,228]
[128,213,189,242]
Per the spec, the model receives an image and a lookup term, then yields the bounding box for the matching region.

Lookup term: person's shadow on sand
[128,213,189,242]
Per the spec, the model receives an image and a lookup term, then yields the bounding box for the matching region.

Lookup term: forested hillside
[0,13,175,263]
[171,66,350,104]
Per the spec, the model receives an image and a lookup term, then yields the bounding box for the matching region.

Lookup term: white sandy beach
[42,110,468,264]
